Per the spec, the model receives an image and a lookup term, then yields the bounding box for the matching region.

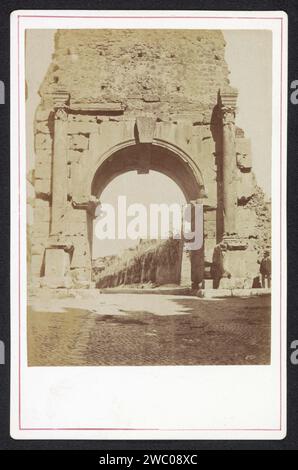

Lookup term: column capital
[52,88,69,121]
[219,86,238,121]
[72,195,101,218]
[52,87,70,108]
[55,107,68,121]
[219,86,238,108]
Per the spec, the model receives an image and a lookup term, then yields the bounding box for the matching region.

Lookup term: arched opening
[89,142,205,288]
[91,142,204,201]
[92,170,187,259]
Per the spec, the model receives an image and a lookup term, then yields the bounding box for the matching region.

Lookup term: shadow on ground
[27,294,271,366]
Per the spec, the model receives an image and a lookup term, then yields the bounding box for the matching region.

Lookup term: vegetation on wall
[95,237,183,288]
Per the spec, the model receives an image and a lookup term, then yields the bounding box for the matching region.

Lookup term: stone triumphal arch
[29,29,265,289]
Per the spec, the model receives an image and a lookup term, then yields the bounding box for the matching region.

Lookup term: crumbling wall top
[39,29,230,121]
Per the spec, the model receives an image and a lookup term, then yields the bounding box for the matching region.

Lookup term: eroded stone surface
[29,29,270,289]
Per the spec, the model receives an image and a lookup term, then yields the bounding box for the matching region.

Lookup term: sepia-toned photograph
[26,28,272,367]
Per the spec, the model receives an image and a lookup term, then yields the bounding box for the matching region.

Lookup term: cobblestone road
[28,293,271,366]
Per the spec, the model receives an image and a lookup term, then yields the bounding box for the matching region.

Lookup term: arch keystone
[136,116,156,143]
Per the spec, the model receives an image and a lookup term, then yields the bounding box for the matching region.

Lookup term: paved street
[28,293,271,366]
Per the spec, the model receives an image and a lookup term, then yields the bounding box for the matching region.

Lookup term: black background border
[0,0,297,451]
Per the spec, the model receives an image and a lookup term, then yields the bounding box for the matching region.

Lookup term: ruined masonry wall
[42,30,230,119]
[30,29,259,288]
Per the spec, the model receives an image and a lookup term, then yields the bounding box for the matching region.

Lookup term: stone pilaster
[50,106,68,236]
[49,89,69,236]
[182,200,204,289]
[41,90,72,287]
[220,87,238,238]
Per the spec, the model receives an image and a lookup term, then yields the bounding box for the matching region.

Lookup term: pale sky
[93,171,186,258]
[26,29,272,257]
[224,30,272,196]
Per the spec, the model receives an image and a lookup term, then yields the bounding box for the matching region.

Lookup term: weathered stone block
[204,238,216,264]
[223,249,258,284]
[237,171,255,201]
[204,209,217,222]
[31,253,43,276]
[136,116,156,143]
[44,248,70,278]
[70,246,89,269]
[34,205,51,222]
[35,149,52,165]
[201,136,216,155]
[70,268,91,287]
[70,209,87,223]
[35,162,51,179]
[67,222,87,236]
[69,133,89,150]
[121,120,135,141]
[67,149,88,164]
[236,207,257,238]
[40,276,73,289]
[35,133,52,150]
[190,135,203,157]
[35,121,51,134]
[237,153,252,171]
[175,120,193,147]
[31,242,45,256]
[35,107,51,122]
[236,138,252,170]
[97,121,124,151]
[67,121,97,134]
[69,114,97,123]
[70,161,86,201]
[35,178,51,196]
[155,121,176,143]
[33,221,50,237]
[35,198,50,208]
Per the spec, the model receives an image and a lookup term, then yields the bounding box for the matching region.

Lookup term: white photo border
[10,10,287,440]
